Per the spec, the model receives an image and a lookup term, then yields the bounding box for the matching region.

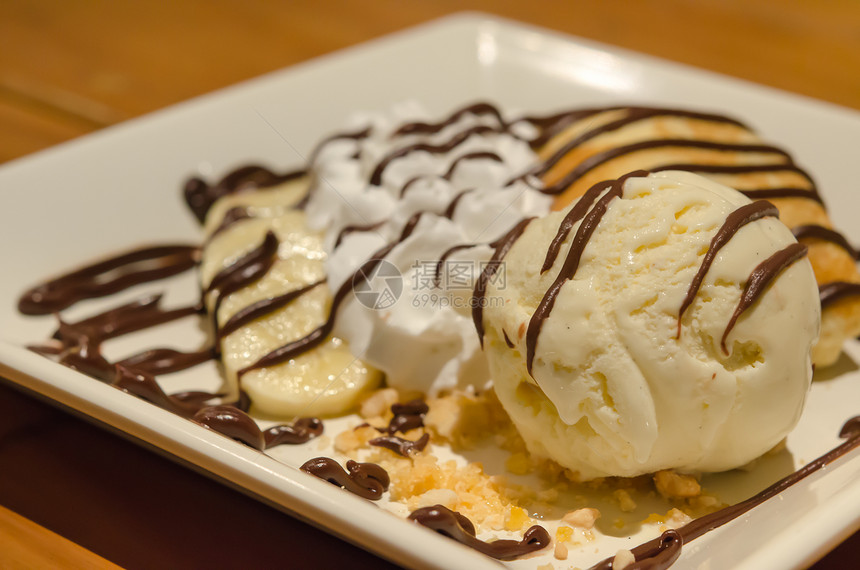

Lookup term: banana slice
[200,176,380,417]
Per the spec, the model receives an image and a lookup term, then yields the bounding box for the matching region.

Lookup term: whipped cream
[304,103,551,395]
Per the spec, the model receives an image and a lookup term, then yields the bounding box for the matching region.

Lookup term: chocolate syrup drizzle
[408,504,551,560]
[184,165,306,224]
[369,433,430,457]
[588,416,860,570]
[473,218,535,347]
[720,242,808,353]
[793,224,860,260]
[237,213,425,377]
[677,201,779,336]
[18,245,200,315]
[14,102,860,563]
[541,139,791,196]
[525,173,638,375]
[205,230,280,321]
[299,457,390,500]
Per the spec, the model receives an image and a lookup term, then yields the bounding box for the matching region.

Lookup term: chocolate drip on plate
[18,245,200,315]
[369,433,430,457]
[117,346,216,376]
[721,243,808,353]
[54,294,201,342]
[408,505,550,560]
[300,457,390,500]
[194,405,266,450]
[589,417,860,570]
[677,201,779,337]
[264,417,323,446]
[387,399,428,434]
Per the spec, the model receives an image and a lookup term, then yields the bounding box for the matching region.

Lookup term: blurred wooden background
[2,0,860,164]
[1,1,858,568]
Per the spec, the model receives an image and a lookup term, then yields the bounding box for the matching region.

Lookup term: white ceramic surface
[0,12,858,570]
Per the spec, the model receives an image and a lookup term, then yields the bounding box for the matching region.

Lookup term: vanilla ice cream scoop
[481,171,820,480]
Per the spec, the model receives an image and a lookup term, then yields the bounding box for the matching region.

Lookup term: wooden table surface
[1,1,858,568]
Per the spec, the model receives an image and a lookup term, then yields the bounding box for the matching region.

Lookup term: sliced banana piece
[200,177,380,417]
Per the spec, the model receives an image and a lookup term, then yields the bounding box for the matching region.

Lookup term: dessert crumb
[562,507,601,528]
[613,549,636,569]
[654,470,701,499]
[359,388,399,418]
[664,507,692,530]
[554,540,568,560]
[613,489,637,512]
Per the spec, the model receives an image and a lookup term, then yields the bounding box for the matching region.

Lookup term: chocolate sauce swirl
[677,201,779,336]
[184,166,306,224]
[369,125,503,186]
[720,243,808,353]
[533,107,748,179]
[399,152,503,199]
[589,417,860,570]
[299,457,390,501]
[207,206,256,242]
[540,179,614,274]
[194,405,266,450]
[408,505,550,560]
[217,279,325,340]
[18,245,200,315]
[369,433,430,457]
[793,224,860,260]
[820,281,860,309]
[205,230,279,320]
[264,417,323,446]
[334,221,385,248]
[472,218,535,346]
[542,139,791,196]
[392,102,508,138]
[238,214,425,377]
[386,399,428,435]
[116,346,215,376]
[525,174,645,375]
[113,366,322,450]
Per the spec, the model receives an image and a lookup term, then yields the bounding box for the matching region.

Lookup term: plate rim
[0,11,858,570]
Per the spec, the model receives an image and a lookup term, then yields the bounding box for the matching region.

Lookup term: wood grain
[0,2,858,161]
[0,504,121,570]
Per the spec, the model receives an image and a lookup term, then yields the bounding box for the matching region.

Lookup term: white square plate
[1,13,858,570]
